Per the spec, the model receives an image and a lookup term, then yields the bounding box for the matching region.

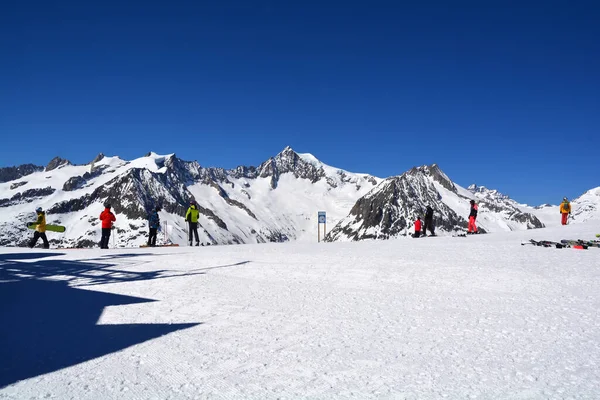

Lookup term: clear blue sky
[1,1,598,205]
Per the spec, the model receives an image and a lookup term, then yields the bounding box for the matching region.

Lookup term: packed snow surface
[1,222,600,399]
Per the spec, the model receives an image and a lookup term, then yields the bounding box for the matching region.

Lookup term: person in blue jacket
[147,205,161,246]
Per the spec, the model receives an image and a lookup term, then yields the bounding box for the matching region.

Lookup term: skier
[28,207,50,249]
[467,200,478,234]
[423,205,436,236]
[560,197,571,225]
[147,205,161,246]
[413,217,422,238]
[99,202,116,249]
[185,200,200,246]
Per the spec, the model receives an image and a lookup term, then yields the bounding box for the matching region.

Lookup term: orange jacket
[560,201,571,214]
[99,208,116,228]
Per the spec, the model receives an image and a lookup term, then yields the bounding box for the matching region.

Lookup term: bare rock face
[63,176,86,192]
[0,187,56,208]
[10,181,28,190]
[0,164,43,183]
[258,146,326,189]
[45,157,72,172]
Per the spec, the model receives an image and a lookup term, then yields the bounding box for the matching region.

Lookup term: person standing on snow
[185,200,200,246]
[99,202,116,249]
[413,217,422,238]
[28,207,50,249]
[423,205,436,236]
[467,200,478,234]
[560,197,571,225]
[147,205,161,246]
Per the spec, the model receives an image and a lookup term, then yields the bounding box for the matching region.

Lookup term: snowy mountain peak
[45,157,72,172]
[89,153,105,165]
[0,163,44,183]
[258,146,326,188]
[468,184,510,201]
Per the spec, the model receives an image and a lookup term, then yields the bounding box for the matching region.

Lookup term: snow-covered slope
[571,187,600,223]
[2,222,599,398]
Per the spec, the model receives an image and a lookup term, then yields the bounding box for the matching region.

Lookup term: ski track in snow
[1,223,600,399]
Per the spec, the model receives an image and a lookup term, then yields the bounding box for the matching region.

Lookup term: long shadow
[0,253,206,286]
[0,252,201,388]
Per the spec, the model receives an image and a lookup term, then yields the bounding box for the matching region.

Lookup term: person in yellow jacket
[185,200,200,246]
[560,197,571,225]
[28,207,50,249]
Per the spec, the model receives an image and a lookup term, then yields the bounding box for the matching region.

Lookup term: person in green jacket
[185,200,200,246]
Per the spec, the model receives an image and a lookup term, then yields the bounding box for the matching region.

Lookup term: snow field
[1,223,600,399]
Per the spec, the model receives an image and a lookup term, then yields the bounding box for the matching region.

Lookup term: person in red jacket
[99,202,116,249]
[413,216,422,238]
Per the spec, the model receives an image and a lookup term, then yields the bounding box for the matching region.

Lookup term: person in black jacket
[422,205,436,236]
[467,200,478,234]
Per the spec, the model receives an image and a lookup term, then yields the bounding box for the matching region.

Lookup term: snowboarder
[423,205,435,236]
[413,217,422,238]
[99,202,116,249]
[467,200,478,234]
[560,197,571,225]
[28,207,50,249]
[147,205,161,246]
[185,200,200,246]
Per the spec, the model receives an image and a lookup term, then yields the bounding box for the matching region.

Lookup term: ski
[523,239,566,249]
[561,239,598,248]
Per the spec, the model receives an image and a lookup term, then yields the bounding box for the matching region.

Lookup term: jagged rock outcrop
[90,153,105,164]
[258,146,326,189]
[0,187,56,208]
[0,164,43,183]
[63,176,87,191]
[45,157,71,171]
[10,181,28,190]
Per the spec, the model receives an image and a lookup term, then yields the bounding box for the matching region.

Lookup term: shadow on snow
[0,252,204,389]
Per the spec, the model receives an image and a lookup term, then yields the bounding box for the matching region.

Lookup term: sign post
[318,211,326,242]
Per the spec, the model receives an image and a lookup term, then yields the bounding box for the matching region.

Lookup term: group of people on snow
[413,199,479,237]
[94,200,202,248]
[26,195,576,248]
[412,195,572,238]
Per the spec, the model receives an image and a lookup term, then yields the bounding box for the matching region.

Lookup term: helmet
[155,205,162,212]
[36,207,42,212]
[563,197,568,201]
[470,200,475,204]
[104,202,111,209]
